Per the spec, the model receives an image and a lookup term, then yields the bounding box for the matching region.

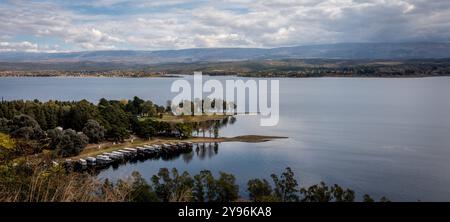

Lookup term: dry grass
[0,161,132,202]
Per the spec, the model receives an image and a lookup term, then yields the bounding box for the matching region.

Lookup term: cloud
[0,41,38,52]
[0,0,449,52]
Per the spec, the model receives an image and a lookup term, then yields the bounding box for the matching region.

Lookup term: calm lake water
[1,76,450,201]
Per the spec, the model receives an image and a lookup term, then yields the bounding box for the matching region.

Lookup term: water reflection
[194,142,219,161]
[192,116,237,138]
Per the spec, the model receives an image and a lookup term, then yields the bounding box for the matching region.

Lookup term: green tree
[10,115,45,140]
[151,168,173,202]
[247,179,274,202]
[82,119,105,143]
[99,102,130,141]
[176,123,193,138]
[141,101,157,117]
[109,127,129,142]
[129,171,159,202]
[271,167,299,202]
[125,96,145,115]
[64,100,99,131]
[300,182,357,202]
[192,170,217,202]
[151,168,195,202]
[56,129,89,157]
[0,118,10,133]
[47,127,63,150]
[137,119,156,139]
[216,172,239,202]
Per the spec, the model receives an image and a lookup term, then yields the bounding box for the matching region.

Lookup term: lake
[1,76,450,201]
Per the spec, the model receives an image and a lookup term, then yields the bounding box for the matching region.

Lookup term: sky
[0,0,449,52]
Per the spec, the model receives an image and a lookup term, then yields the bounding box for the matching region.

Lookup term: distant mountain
[1,42,450,64]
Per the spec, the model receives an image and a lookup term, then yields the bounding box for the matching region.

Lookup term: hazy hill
[1,42,450,65]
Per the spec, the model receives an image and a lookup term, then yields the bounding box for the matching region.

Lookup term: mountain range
[1,42,450,65]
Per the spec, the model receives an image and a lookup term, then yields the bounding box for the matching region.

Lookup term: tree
[176,123,193,138]
[82,119,105,143]
[191,170,238,202]
[151,168,195,202]
[109,127,129,142]
[56,129,89,157]
[300,182,356,202]
[99,102,130,141]
[215,172,239,202]
[0,118,10,133]
[170,169,194,202]
[10,114,40,131]
[136,119,156,139]
[363,194,374,202]
[141,101,157,117]
[192,170,217,202]
[151,168,173,202]
[331,184,355,202]
[247,179,274,202]
[47,127,63,150]
[193,173,206,202]
[271,167,299,202]
[63,100,99,131]
[128,171,159,202]
[9,115,45,140]
[166,100,174,113]
[125,96,145,116]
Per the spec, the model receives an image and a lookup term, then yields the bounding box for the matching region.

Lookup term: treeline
[236,60,450,77]
[0,160,388,202]
[238,63,450,78]
[0,70,167,77]
[0,96,165,132]
[0,97,206,159]
[143,58,450,78]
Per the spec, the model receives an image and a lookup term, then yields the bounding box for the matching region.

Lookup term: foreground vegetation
[0,159,387,202]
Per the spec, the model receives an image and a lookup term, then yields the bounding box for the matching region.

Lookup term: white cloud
[0,0,449,51]
[0,41,38,52]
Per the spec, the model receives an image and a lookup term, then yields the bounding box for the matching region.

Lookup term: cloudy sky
[0,0,449,52]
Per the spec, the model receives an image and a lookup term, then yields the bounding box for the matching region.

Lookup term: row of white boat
[64,141,194,170]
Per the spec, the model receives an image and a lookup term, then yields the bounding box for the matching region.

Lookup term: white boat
[78,159,87,166]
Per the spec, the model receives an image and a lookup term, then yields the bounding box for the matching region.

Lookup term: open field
[145,114,232,124]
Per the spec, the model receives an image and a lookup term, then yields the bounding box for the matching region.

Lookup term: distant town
[1,58,450,78]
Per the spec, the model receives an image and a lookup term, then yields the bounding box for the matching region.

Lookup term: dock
[64,141,197,171]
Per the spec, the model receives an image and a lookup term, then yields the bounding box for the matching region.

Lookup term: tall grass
[0,160,131,202]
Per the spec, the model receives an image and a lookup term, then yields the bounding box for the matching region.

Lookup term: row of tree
[105,167,389,202]
[0,147,389,202]
[0,97,164,131]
